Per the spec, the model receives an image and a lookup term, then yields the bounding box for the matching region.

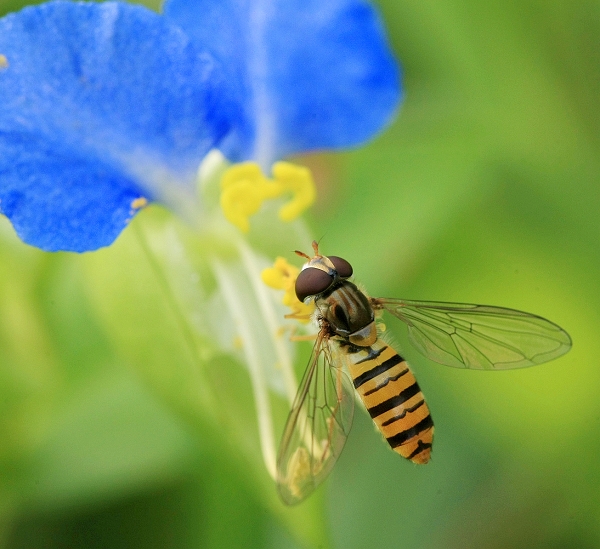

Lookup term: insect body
[346,338,433,463]
[276,242,572,505]
[316,279,434,465]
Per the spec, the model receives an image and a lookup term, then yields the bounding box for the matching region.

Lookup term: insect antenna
[294,249,312,260]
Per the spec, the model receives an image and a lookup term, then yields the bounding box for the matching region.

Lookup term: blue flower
[163,0,401,166]
[0,0,401,252]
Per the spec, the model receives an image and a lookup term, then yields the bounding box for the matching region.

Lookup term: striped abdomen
[345,339,434,463]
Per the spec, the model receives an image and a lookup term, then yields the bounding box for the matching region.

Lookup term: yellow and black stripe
[344,340,433,463]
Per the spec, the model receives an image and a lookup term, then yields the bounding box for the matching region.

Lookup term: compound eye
[328,256,353,279]
[295,268,333,302]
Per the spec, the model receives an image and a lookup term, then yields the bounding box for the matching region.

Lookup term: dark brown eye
[295,268,333,302]
[328,256,353,278]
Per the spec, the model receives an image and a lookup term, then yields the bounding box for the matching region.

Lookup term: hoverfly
[276,241,571,505]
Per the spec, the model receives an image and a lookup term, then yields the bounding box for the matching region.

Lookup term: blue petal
[163,0,402,166]
[0,1,239,252]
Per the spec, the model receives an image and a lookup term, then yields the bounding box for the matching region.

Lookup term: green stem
[237,238,298,405]
[210,256,278,480]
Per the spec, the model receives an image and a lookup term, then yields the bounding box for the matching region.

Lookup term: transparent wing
[372,298,572,370]
[276,330,355,505]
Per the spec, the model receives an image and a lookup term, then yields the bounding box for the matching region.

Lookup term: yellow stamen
[131,197,148,210]
[220,161,316,232]
[262,257,314,322]
[0,55,8,69]
[271,162,316,222]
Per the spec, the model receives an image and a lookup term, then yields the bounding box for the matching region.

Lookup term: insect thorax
[315,281,376,346]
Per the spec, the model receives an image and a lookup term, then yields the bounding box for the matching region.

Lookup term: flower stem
[236,239,298,406]
[210,255,278,480]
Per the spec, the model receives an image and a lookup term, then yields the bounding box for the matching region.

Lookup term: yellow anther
[262,257,314,322]
[271,162,316,222]
[130,197,148,210]
[220,161,316,232]
[0,55,8,69]
[220,162,275,232]
[262,257,294,290]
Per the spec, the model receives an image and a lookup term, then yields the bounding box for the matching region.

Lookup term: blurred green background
[0,0,598,547]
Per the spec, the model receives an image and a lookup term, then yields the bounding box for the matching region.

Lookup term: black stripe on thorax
[353,353,404,389]
[386,415,434,448]
[320,282,372,318]
[368,381,421,418]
